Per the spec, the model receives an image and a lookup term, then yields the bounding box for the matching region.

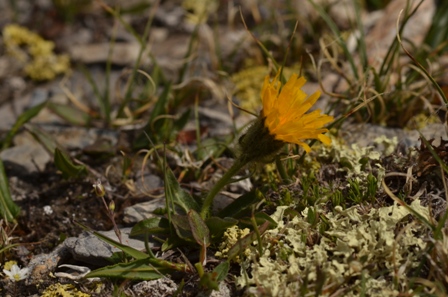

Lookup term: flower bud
[109,200,116,212]
[93,180,106,197]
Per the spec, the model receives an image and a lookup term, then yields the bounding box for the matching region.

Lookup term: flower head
[261,71,333,152]
[3,263,29,282]
[239,69,333,162]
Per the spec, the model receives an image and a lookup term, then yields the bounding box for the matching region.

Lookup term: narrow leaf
[2,101,47,150]
[213,261,230,283]
[0,160,20,222]
[130,217,170,237]
[217,190,260,218]
[164,165,200,214]
[77,221,149,260]
[239,212,277,230]
[47,102,90,126]
[24,123,60,154]
[134,83,171,148]
[54,148,87,179]
[86,258,170,280]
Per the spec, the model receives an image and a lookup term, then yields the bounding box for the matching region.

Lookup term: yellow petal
[261,69,333,152]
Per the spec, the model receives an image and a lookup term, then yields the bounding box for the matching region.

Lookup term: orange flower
[261,71,333,152]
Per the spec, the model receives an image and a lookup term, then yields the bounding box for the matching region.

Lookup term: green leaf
[77,221,149,260]
[134,83,171,148]
[54,148,87,179]
[0,160,20,222]
[205,216,238,240]
[173,108,191,132]
[194,137,230,161]
[199,271,219,291]
[47,102,91,126]
[86,258,171,280]
[161,235,184,251]
[24,123,59,154]
[171,215,195,242]
[164,165,200,214]
[130,217,170,237]
[213,261,230,283]
[199,260,230,291]
[2,100,47,150]
[188,209,210,248]
[239,212,277,230]
[423,0,448,51]
[188,210,210,265]
[217,190,260,218]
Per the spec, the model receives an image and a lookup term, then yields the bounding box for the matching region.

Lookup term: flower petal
[261,70,333,151]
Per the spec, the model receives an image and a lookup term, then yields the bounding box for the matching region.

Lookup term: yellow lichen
[41,283,90,297]
[2,24,70,81]
[2,260,17,271]
[215,225,250,262]
[231,65,303,113]
[182,0,218,24]
[406,113,440,130]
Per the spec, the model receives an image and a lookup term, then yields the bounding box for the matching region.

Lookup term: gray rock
[36,124,119,150]
[123,200,166,224]
[134,173,163,196]
[1,142,51,173]
[25,243,71,286]
[64,227,153,266]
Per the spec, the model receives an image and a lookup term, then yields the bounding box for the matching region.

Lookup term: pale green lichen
[238,201,429,296]
[309,135,387,199]
[2,24,70,81]
[317,136,383,180]
[41,283,90,297]
[373,135,398,156]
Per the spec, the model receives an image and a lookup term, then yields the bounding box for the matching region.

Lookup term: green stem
[200,157,248,219]
[251,210,263,256]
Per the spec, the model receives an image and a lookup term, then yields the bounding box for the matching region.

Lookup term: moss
[2,24,70,81]
[238,201,429,296]
[41,283,90,297]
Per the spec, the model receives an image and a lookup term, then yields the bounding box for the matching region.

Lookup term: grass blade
[2,100,47,150]
[0,160,20,222]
